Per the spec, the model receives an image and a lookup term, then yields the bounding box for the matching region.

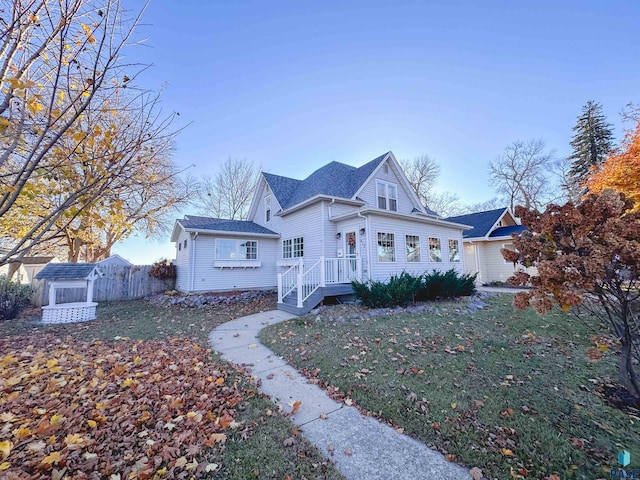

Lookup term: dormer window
[377,181,397,211]
[265,195,271,222]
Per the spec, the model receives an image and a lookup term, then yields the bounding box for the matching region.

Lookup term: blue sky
[113,0,640,264]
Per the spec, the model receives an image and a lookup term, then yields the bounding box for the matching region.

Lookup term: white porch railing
[277,257,361,308]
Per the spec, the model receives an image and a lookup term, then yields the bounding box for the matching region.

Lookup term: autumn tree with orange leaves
[503,190,640,400]
[588,119,640,211]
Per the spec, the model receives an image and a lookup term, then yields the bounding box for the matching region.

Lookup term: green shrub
[417,269,476,300]
[352,272,422,308]
[0,276,32,320]
[353,270,476,308]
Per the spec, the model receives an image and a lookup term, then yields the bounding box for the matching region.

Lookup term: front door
[345,231,358,279]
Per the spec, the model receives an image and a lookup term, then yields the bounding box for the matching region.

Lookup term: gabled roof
[445,208,509,239]
[176,216,278,237]
[263,152,388,210]
[35,263,102,280]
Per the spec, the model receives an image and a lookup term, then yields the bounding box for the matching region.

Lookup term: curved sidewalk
[209,310,470,480]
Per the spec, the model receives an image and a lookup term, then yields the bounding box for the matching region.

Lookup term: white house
[171,152,471,313]
[446,208,535,285]
[96,254,133,267]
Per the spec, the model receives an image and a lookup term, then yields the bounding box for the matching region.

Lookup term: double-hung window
[428,237,442,262]
[405,235,420,262]
[216,239,258,260]
[377,232,396,262]
[376,181,397,211]
[449,239,460,262]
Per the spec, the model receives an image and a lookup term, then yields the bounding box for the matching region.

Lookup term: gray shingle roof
[35,263,100,280]
[489,225,528,238]
[445,208,508,238]
[181,216,278,235]
[263,152,389,210]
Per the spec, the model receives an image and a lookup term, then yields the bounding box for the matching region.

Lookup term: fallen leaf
[344,448,352,455]
[501,448,514,456]
[283,437,295,447]
[470,466,484,480]
[344,398,353,406]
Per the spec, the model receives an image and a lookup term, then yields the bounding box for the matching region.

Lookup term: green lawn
[0,298,345,480]
[260,294,639,480]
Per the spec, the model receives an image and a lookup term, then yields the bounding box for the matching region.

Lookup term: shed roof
[489,225,528,238]
[180,216,279,235]
[35,263,102,280]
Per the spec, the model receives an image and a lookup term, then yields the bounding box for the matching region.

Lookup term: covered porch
[277,257,362,315]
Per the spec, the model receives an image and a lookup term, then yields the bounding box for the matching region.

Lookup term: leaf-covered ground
[260,294,640,480]
[0,298,344,480]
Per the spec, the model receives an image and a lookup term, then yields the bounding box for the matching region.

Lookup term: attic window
[265,195,271,222]
[377,181,397,211]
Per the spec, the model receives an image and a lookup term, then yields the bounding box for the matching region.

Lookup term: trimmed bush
[352,272,422,308]
[352,269,476,308]
[0,276,32,320]
[416,269,477,301]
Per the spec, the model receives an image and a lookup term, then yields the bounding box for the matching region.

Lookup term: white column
[87,279,94,303]
[48,283,56,306]
[277,274,283,303]
[319,256,325,287]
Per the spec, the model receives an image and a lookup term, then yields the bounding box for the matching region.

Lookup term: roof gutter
[279,195,364,217]
[182,228,280,239]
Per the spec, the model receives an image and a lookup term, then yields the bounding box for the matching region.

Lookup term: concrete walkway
[209,310,470,480]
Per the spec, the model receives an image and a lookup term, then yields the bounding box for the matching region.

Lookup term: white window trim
[283,237,304,259]
[405,234,421,262]
[449,239,460,262]
[376,231,396,263]
[376,180,398,211]
[215,238,259,261]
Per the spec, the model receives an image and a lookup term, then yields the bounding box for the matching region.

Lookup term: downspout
[357,212,370,281]
[328,198,335,219]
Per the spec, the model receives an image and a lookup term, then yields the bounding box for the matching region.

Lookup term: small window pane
[216,239,236,260]
[449,239,460,262]
[377,232,395,262]
[242,241,257,260]
[429,237,441,262]
[293,237,304,257]
[283,239,292,258]
[406,235,420,262]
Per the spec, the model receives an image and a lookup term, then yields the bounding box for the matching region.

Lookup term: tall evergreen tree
[566,101,614,200]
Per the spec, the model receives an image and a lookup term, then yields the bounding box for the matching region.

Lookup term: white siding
[475,240,537,284]
[175,230,191,291]
[251,181,284,233]
[367,215,465,282]
[278,203,323,268]
[187,235,278,292]
[356,160,418,213]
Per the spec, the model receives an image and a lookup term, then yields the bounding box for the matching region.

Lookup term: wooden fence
[31,265,175,307]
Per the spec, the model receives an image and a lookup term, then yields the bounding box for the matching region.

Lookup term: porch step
[278,284,355,315]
